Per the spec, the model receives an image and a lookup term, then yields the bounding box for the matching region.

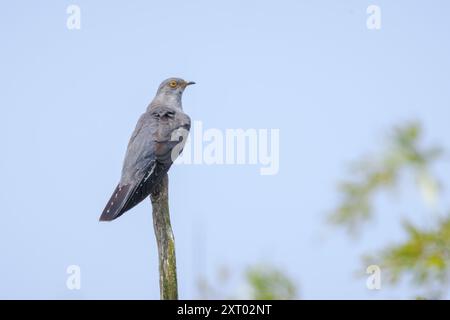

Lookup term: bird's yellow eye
[169,80,178,88]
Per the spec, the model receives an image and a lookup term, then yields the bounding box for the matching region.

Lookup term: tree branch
[151,173,178,300]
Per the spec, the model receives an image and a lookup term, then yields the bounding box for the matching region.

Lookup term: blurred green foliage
[245,265,297,300]
[196,264,297,300]
[329,122,442,232]
[372,218,450,285]
[330,121,449,298]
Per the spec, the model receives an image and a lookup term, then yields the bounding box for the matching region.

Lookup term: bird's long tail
[100,162,170,221]
[99,184,133,221]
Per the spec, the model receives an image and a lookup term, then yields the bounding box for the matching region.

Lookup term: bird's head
[156,77,195,98]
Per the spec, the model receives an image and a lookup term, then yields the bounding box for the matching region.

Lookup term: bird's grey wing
[100,108,190,221]
[120,112,158,184]
[120,107,190,182]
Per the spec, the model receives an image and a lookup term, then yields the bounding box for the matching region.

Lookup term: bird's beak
[185,81,196,87]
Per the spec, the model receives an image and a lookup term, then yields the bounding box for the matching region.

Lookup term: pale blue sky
[1,0,450,299]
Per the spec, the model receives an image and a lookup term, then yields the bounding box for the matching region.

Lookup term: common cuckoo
[100,77,194,221]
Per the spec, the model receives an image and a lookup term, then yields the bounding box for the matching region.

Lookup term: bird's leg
[150,173,178,300]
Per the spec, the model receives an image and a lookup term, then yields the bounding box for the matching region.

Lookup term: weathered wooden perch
[151,173,178,300]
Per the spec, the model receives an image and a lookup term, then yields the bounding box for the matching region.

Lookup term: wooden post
[151,173,178,300]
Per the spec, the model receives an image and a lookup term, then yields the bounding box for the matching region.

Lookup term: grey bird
[99,77,194,221]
